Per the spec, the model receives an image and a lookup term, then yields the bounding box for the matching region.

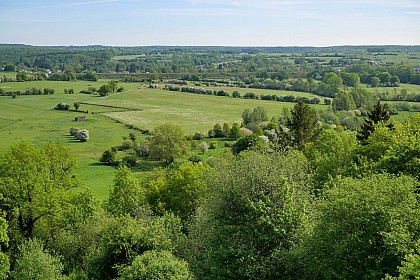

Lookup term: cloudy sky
[1,0,419,46]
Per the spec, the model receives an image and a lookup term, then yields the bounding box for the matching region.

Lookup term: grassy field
[96,87,326,134]
[363,83,420,95]
[0,79,322,199]
[1,79,418,199]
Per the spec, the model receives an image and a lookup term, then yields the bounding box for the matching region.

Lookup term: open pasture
[95,87,326,134]
[0,79,325,198]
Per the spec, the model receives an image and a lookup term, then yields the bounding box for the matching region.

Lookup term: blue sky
[1,0,419,46]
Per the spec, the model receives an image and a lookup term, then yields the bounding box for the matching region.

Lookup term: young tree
[222,123,230,137]
[357,100,391,144]
[229,123,241,139]
[117,250,193,280]
[286,100,318,149]
[199,142,209,154]
[73,102,80,111]
[149,123,187,164]
[213,123,224,137]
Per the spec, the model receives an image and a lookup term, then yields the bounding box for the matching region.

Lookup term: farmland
[0,78,327,198]
[1,45,420,199]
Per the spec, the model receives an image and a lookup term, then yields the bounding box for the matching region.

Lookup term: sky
[0,0,419,47]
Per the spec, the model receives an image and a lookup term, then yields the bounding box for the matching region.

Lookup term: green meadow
[1,78,419,198]
[0,79,324,198]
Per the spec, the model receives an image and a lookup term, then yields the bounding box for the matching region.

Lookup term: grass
[363,83,420,95]
[95,87,326,134]
[0,79,418,199]
[0,72,18,79]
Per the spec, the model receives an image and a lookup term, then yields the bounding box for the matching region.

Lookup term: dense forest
[1,44,420,279]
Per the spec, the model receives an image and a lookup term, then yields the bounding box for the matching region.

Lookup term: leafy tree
[242,106,268,126]
[385,242,420,280]
[199,142,209,154]
[98,84,111,96]
[222,123,230,137]
[73,102,80,111]
[16,72,28,82]
[149,124,187,164]
[117,250,193,280]
[212,123,224,137]
[188,150,312,280]
[379,71,392,83]
[0,142,78,241]
[357,100,391,144]
[231,133,266,155]
[331,91,357,111]
[108,80,119,92]
[108,166,145,217]
[355,114,420,179]
[304,129,357,188]
[342,72,360,87]
[371,76,381,87]
[87,214,184,280]
[229,123,241,139]
[349,87,375,109]
[301,174,420,280]
[411,73,420,85]
[12,238,65,280]
[323,72,343,96]
[0,217,9,280]
[286,100,318,148]
[147,162,209,222]
[390,75,400,86]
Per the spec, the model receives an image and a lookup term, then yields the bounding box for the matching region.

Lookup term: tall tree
[108,80,119,92]
[0,142,78,240]
[301,174,420,280]
[286,101,318,149]
[357,100,391,144]
[188,150,312,280]
[147,162,209,223]
[108,166,145,217]
[149,124,187,164]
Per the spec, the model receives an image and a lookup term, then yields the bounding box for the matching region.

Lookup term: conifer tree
[357,100,391,144]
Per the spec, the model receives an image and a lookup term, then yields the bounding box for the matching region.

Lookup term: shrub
[135,140,150,157]
[77,129,89,142]
[239,127,253,137]
[119,140,133,151]
[209,141,217,149]
[100,149,117,165]
[188,155,202,164]
[54,103,70,110]
[69,127,80,137]
[192,132,205,140]
[224,141,233,147]
[120,156,137,168]
[199,142,209,154]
